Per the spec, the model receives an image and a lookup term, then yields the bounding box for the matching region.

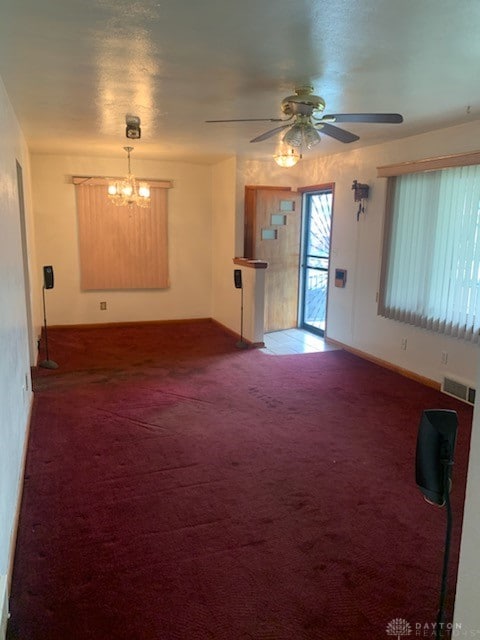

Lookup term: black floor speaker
[43,265,54,289]
[415,408,458,639]
[234,268,242,289]
[40,265,58,369]
[415,409,458,506]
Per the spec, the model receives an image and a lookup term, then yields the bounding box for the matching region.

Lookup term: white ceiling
[0,0,479,164]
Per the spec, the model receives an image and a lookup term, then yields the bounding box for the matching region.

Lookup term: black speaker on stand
[234,269,248,350]
[39,265,58,369]
[415,409,458,639]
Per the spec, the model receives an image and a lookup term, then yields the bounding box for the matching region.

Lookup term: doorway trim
[16,160,36,364]
[298,183,335,337]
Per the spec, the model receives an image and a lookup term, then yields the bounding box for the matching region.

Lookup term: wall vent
[441,376,476,406]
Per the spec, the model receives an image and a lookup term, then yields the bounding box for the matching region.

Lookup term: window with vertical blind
[378,163,480,342]
[73,178,172,290]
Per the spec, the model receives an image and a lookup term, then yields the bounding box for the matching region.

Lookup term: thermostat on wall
[335,269,347,288]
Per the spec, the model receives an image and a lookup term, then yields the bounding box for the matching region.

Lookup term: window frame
[377,152,480,342]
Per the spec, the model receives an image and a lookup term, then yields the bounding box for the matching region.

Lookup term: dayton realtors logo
[386,618,471,638]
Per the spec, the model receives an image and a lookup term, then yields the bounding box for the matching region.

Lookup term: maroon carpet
[8,321,473,639]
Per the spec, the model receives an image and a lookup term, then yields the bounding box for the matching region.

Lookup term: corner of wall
[0,573,8,640]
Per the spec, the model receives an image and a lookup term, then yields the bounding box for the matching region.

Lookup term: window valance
[377,150,480,178]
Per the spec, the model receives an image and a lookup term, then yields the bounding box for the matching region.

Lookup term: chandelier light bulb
[122,182,133,197]
[138,183,150,198]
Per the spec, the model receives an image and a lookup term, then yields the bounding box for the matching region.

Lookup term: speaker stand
[236,286,248,350]
[39,285,58,369]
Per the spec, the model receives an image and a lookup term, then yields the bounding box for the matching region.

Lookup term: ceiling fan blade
[317,123,360,143]
[250,123,293,143]
[205,117,288,123]
[320,113,403,124]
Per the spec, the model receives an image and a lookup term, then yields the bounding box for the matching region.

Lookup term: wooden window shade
[73,177,172,290]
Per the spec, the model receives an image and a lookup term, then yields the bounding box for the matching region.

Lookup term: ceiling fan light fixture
[283,120,321,150]
[273,148,301,168]
[206,86,403,152]
[303,124,321,149]
[283,123,303,148]
[108,146,150,208]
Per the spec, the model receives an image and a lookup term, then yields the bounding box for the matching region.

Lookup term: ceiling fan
[206,86,403,149]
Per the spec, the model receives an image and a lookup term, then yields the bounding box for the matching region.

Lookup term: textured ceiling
[0,0,479,164]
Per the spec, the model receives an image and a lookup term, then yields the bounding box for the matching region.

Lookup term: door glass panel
[301,191,333,336]
[261,228,278,240]
[304,269,329,331]
[306,256,329,270]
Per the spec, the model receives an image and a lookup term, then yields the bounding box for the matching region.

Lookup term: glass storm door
[301,189,333,336]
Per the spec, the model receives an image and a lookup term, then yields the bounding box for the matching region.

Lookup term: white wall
[31,153,263,343]
[237,120,480,387]
[454,363,480,633]
[0,76,35,628]
[31,154,214,328]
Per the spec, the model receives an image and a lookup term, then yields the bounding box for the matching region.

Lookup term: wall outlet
[400,338,407,351]
[100,301,107,310]
[441,351,448,365]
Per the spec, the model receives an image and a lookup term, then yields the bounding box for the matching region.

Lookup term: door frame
[298,183,335,337]
[16,160,36,364]
[244,185,301,332]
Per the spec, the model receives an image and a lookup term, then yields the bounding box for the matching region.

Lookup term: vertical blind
[379,164,480,342]
[74,180,171,290]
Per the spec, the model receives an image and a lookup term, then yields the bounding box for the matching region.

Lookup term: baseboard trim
[42,317,265,349]
[325,337,441,391]
[39,318,265,365]
[210,319,264,348]
[5,395,34,625]
[47,317,214,331]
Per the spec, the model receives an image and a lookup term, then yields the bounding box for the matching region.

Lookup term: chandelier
[107,146,150,208]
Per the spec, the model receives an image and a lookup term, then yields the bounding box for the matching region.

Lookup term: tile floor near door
[261,328,340,356]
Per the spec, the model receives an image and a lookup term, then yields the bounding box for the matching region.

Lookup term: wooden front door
[244,186,302,332]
